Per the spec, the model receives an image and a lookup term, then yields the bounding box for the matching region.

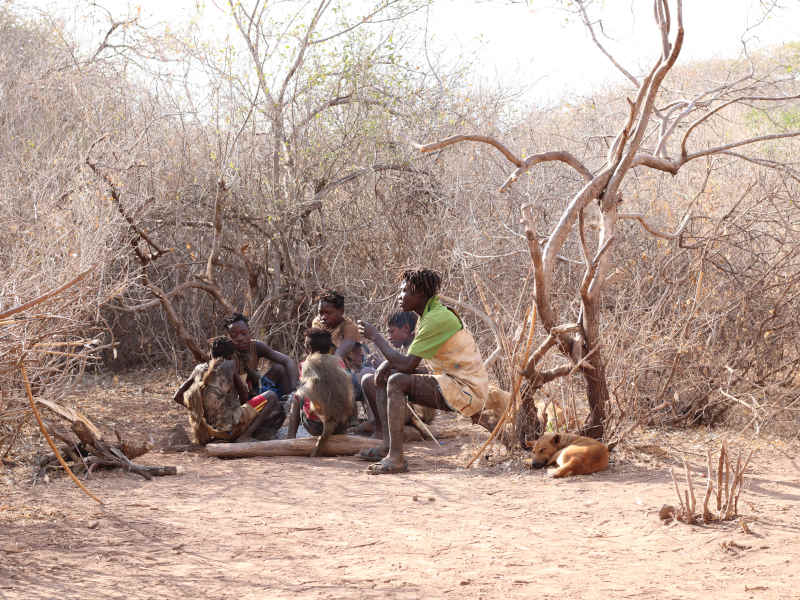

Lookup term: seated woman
[224,313,300,439]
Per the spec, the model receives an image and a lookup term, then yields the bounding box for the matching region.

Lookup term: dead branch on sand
[34,397,177,482]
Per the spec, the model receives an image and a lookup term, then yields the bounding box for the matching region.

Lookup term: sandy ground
[2,371,800,600]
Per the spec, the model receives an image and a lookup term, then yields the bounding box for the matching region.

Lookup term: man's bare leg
[286,393,302,439]
[367,373,446,474]
[363,361,394,439]
[265,363,289,396]
[379,372,411,471]
[236,391,283,442]
[359,373,381,438]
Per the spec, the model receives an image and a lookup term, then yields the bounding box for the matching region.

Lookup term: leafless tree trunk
[417,0,800,438]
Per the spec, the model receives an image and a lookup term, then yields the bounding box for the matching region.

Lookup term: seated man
[225,312,299,402]
[358,310,434,436]
[357,269,493,474]
[286,328,350,438]
[172,337,285,444]
[311,289,361,359]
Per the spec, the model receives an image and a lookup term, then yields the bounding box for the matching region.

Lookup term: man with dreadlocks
[357,269,491,474]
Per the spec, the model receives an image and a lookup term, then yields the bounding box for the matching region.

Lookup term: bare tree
[417,0,800,438]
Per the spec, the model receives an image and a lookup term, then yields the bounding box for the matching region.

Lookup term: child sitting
[172,336,285,443]
[286,328,350,438]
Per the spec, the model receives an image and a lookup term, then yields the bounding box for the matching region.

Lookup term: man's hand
[357,319,378,341]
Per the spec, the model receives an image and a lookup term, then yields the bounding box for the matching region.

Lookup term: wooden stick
[21,364,102,504]
[670,467,687,519]
[0,269,93,321]
[716,441,724,512]
[206,434,380,458]
[406,402,440,445]
[702,448,714,522]
[465,302,536,468]
[35,398,104,441]
[723,441,732,516]
[682,457,696,521]
[732,449,753,518]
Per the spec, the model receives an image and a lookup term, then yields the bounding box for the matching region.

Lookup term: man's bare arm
[334,337,356,360]
[232,371,249,404]
[172,374,194,406]
[255,341,300,391]
[358,320,421,373]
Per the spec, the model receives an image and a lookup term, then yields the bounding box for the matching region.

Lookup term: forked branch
[416,136,592,190]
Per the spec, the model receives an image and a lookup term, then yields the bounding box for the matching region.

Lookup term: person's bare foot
[366,457,408,475]
[357,446,386,462]
[352,420,376,435]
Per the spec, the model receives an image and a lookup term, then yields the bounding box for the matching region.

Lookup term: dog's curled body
[297,352,354,457]
[530,432,609,478]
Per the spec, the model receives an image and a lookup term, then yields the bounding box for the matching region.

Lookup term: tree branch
[416,135,592,190]
[681,93,800,159]
[205,179,227,283]
[417,134,522,166]
[576,0,639,86]
[500,152,593,191]
[619,212,690,239]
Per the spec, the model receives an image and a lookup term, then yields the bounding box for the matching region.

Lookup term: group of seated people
[172,268,501,474]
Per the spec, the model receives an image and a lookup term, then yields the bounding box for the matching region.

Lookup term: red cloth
[247,393,269,412]
[302,397,321,421]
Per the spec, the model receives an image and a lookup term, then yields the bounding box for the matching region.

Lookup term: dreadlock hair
[224,312,249,330]
[401,269,441,299]
[305,327,334,354]
[388,310,418,332]
[317,289,344,310]
[210,336,236,359]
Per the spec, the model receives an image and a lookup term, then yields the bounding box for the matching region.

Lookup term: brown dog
[529,432,609,478]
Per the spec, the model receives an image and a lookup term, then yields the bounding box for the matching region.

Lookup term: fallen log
[207,434,381,458]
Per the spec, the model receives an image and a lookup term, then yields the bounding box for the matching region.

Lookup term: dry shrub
[663,441,753,525]
[599,166,800,436]
[3,3,799,465]
[0,9,139,459]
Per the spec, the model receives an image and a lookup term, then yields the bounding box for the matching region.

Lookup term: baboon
[296,352,354,457]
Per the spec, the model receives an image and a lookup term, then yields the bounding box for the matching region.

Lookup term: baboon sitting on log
[287,328,354,457]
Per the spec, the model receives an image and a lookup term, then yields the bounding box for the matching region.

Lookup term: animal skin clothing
[183,360,253,443]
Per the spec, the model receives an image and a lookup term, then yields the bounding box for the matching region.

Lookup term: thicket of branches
[1,1,799,462]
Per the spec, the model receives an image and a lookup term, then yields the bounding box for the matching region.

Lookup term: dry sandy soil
[2,370,800,600]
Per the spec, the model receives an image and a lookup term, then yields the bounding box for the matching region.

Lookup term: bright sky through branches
[31,0,800,105]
